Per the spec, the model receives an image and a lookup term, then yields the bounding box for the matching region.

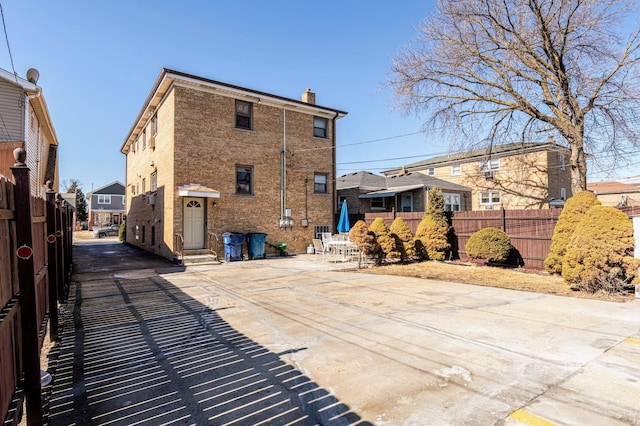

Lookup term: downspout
[332,111,338,231]
[24,88,42,195]
[281,107,287,221]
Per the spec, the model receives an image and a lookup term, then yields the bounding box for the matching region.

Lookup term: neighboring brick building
[337,171,471,214]
[0,67,59,195]
[86,181,125,228]
[587,181,640,207]
[383,141,572,210]
[120,69,347,260]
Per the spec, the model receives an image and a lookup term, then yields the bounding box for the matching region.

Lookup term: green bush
[369,217,394,262]
[119,221,126,242]
[465,228,511,263]
[562,205,639,294]
[350,220,380,260]
[388,217,415,261]
[426,187,448,229]
[415,214,450,261]
[544,190,600,274]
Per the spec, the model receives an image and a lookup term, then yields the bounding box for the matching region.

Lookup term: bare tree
[389,0,640,194]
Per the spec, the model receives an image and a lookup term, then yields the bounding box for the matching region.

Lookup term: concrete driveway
[47,242,640,425]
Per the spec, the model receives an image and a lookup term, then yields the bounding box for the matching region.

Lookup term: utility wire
[0,1,17,81]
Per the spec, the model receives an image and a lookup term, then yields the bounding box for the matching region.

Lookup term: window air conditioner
[484,171,494,179]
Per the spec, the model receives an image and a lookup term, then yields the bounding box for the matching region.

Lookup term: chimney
[302,88,316,105]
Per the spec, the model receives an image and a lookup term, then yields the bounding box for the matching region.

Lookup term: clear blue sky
[0,1,635,193]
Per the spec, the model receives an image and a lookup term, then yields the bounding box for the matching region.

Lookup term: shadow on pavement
[45,242,370,425]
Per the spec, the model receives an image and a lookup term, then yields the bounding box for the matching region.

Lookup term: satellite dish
[26,68,40,84]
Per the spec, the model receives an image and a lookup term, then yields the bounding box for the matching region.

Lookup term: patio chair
[312,238,326,260]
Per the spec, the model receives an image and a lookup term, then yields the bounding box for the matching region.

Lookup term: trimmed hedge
[562,205,639,294]
[544,191,600,274]
[415,214,449,261]
[465,227,511,263]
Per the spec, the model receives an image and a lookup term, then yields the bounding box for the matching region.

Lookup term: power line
[0,1,16,80]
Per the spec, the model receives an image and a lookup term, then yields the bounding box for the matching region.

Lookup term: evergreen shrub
[562,205,639,294]
[415,215,450,261]
[544,190,600,274]
[465,227,511,263]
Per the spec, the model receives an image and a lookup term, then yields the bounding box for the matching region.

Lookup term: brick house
[587,181,640,207]
[120,69,347,260]
[337,171,472,215]
[0,67,59,195]
[383,141,572,210]
[86,181,125,228]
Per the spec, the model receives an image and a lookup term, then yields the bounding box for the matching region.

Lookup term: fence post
[501,207,506,232]
[55,198,64,302]
[46,182,59,341]
[11,148,43,425]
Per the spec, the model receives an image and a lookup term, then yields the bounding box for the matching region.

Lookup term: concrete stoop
[176,252,221,266]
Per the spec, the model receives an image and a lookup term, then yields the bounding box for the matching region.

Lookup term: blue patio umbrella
[337,200,350,233]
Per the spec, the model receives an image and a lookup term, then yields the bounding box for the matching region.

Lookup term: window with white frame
[313,117,328,138]
[370,197,384,209]
[151,115,158,136]
[443,193,461,211]
[560,187,567,200]
[150,171,157,192]
[98,195,111,204]
[560,154,565,171]
[427,167,435,176]
[479,191,501,206]
[451,164,461,176]
[479,158,500,172]
[338,195,346,205]
[142,129,147,150]
[314,173,328,193]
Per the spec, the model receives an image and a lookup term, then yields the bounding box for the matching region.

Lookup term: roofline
[383,142,570,175]
[86,180,125,197]
[0,67,60,147]
[121,68,348,153]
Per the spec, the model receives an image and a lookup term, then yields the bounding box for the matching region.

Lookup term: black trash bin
[246,233,267,260]
[222,232,244,262]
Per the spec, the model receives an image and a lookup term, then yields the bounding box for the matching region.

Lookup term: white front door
[183,197,205,249]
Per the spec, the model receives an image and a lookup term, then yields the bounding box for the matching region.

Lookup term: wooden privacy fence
[0,149,73,425]
[365,209,563,270]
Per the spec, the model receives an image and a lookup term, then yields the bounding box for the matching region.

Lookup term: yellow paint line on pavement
[508,409,556,426]
[624,338,640,345]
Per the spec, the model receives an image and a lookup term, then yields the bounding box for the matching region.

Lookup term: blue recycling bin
[222,232,244,262]
[246,233,267,260]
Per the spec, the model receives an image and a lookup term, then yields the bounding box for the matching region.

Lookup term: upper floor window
[560,187,567,201]
[151,115,158,136]
[314,173,328,193]
[313,117,328,138]
[150,171,157,192]
[97,195,111,204]
[142,178,146,194]
[235,100,253,130]
[427,167,435,176]
[480,191,501,206]
[451,164,461,176]
[142,129,147,150]
[443,193,461,212]
[479,158,500,172]
[236,165,253,195]
[559,154,565,171]
[135,138,139,153]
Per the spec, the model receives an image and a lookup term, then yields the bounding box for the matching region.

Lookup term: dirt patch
[361,261,634,302]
